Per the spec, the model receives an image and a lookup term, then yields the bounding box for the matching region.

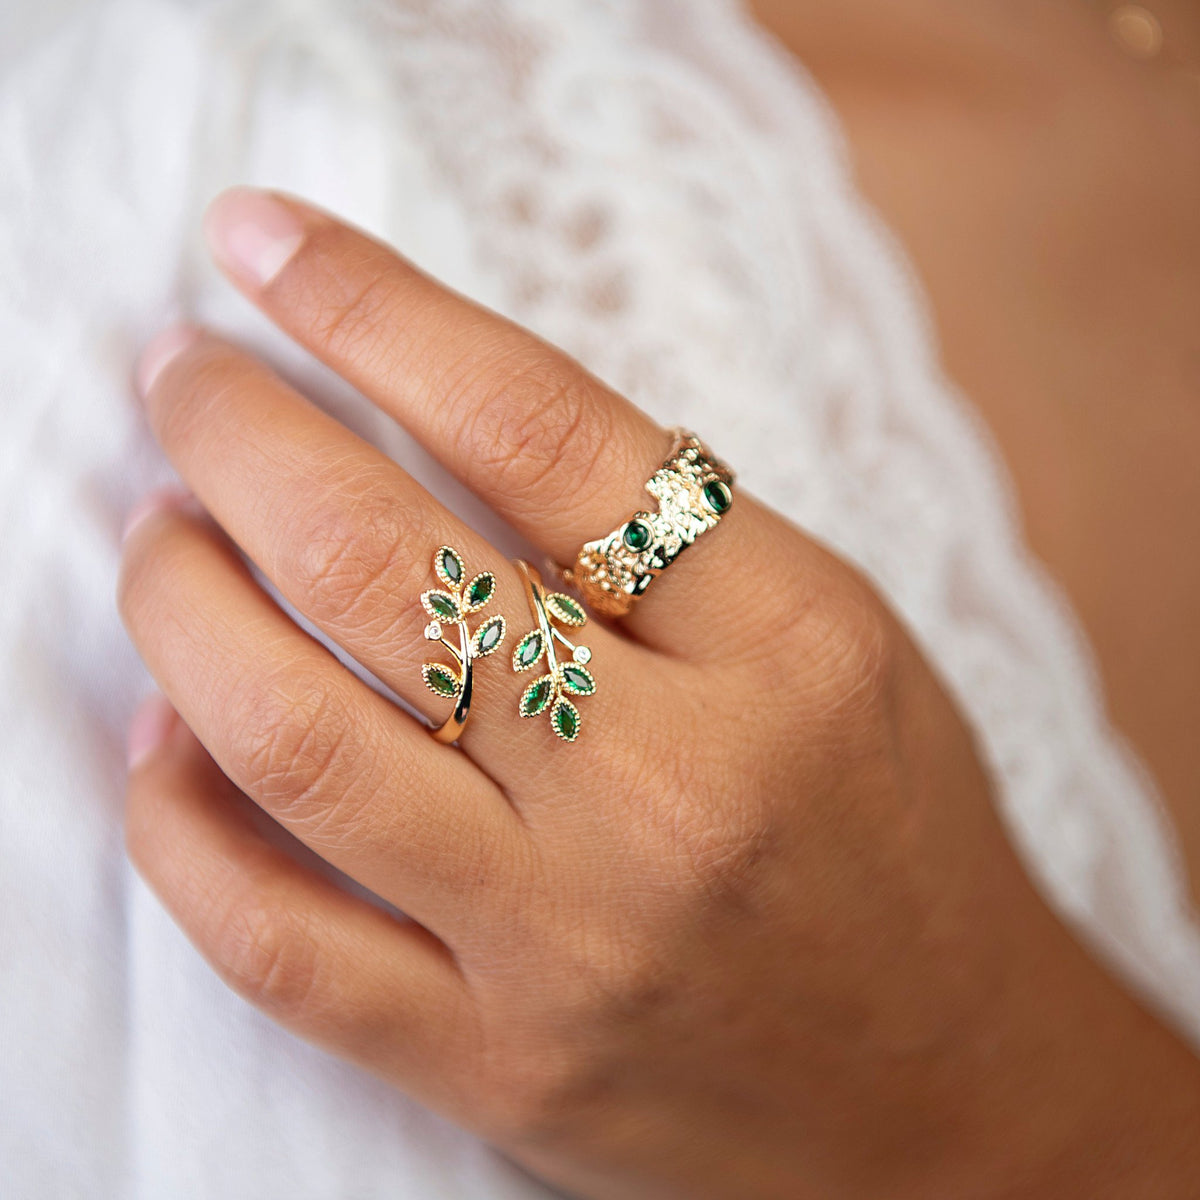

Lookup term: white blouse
[0,0,1195,1195]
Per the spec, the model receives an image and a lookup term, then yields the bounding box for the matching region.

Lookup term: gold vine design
[511,567,595,743]
[420,545,507,707]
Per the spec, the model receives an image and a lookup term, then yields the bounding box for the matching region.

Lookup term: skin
[117,189,1200,1197]
[745,0,1200,901]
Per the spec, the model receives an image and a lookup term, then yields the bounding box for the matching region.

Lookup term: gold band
[559,428,734,618]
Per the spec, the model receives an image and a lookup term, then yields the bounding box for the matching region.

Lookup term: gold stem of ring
[432,620,473,744]
[516,560,561,676]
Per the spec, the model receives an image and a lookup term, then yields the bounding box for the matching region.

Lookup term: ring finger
[132,328,670,793]
[117,497,528,942]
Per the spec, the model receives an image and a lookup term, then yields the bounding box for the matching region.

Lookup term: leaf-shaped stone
[560,663,595,696]
[471,614,506,658]
[545,592,586,627]
[512,630,544,672]
[422,662,459,699]
[463,572,495,612]
[421,590,459,621]
[551,697,580,742]
[519,674,554,718]
[435,546,465,589]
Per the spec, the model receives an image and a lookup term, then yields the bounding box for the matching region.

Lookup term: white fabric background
[1,1,1197,1196]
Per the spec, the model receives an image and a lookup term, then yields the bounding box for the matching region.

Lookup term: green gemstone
[427,592,457,620]
[520,676,553,717]
[622,520,651,551]
[439,548,463,585]
[477,619,503,654]
[424,665,458,698]
[467,573,494,607]
[515,631,543,669]
[702,480,732,514]
[551,699,579,742]
[546,593,586,626]
[561,664,595,695]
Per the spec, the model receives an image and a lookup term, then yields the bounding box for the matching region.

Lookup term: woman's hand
[118,188,1200,1200]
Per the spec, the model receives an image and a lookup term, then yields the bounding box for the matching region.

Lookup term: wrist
[902,889,1200,1200]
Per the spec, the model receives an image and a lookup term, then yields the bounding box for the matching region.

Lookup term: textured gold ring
[559,428,734,618]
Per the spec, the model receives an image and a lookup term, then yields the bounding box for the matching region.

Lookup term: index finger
[201,187,829,658]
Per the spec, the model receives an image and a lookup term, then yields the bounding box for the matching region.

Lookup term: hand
[118,188,1200,1199]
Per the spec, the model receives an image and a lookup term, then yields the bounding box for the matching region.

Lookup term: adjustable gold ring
[559,428,734,618]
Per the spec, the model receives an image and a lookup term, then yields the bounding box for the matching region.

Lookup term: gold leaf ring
[419,545,507,742]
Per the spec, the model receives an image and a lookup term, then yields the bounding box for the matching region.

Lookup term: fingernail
[121,486,193,543]
[135,323,199,397]
[203,186,306,287]
[127,691,178,771]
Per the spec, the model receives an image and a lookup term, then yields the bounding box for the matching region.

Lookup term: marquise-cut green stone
[622,520,651,551]
[478,620,503,653]
[425,666,458,697]
[561,664,595,695]
[552,700,579,742]
[517,632,542,668]
[428,593,457,620]
[440,548,463,585]
[546,593,586,626]
[520,677,553,717]
[468,575,494,607]
[703,480,732,514]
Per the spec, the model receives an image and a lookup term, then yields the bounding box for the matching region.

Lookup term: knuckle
[478,1039,613,1149]
[210,891,323,1019]
[481,939,683,1146]
[676,796,777,912]
[659,772,778,919]
[457,350,615,502]
[151,344,247,451]
[622,716,776,913]
[473,923,675,1147]
[229,669,367,834]
[797,586,898,722]
[289,474,429,639]
[308,248,404,372]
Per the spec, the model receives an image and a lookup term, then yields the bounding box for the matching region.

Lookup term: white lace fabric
[0,0,1196,1195]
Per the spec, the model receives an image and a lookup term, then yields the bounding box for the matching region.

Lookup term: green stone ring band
[560,428,735,619]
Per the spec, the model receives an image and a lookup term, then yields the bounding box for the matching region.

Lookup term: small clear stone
[424,622,442,641]
[573,645,591,664]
